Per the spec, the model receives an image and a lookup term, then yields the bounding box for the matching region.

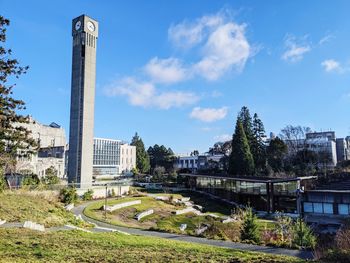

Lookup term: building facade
[336,137,350,163]
[184,174,315,213]
[284,131,350,167]
[92,138,136,177]
[15,117,67,178]
[93,138,121,177]
[68,15,98,188]
[120,143,136,174]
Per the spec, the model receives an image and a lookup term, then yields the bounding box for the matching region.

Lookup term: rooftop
[181,173,315,183]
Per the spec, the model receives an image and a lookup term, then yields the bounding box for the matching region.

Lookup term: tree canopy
[0,16,37,184]
[229,118,255,175]
[130,132,150,173]
[147,144,175,172]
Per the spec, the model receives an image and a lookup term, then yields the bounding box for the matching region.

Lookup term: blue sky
[2,0,350,153]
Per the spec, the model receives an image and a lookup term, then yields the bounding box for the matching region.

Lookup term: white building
[284,131,341,167]
[93,138,136,177]
[15,117,67,178]
[175,155,198,170]
[120,143,136,174]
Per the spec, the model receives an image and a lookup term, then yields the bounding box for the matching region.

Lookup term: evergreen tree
[238,106,254,145]
[147,144,175,172]
[266,137,288,172]
[0,16,37,190]
[241,207,260,243]
[130,132,150,173]
[229,118,255,175]
[252,113,267,173]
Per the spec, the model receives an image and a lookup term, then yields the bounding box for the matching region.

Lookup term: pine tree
[241,207,260,243]
[229,118,255,175]
[252,113,267,173]
[130,132,150,173]
[238,106,254,146]
[0,16,37,190]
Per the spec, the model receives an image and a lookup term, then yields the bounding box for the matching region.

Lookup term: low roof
[180,173,315,183]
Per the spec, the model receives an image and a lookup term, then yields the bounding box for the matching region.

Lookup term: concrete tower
[68,15,98,188]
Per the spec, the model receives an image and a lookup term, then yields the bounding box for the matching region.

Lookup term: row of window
[303,202,350,215]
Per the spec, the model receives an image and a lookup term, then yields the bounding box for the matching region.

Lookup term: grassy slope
[0,228,305,263]
[84,192,276,237]
[0,191,86,227]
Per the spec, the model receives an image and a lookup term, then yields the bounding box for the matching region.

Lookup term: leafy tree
[241,207,260,243]
[280,125,312,156]
[151,166,166,182]
[147,144,175,172]
[130,132,150,173]
[42,166,60,185]
[60,187,79,204]
[82,189,94,201]
[229,119,255,175]
[252,113,267,173]
[0,16,37,191]
[266,137,288,172]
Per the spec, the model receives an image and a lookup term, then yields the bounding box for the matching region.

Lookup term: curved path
[72,200,313,260]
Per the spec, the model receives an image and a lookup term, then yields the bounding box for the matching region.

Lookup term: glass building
[93,138,121,176]
[185,174,314,213]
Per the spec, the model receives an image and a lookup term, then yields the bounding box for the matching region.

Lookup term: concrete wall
[76,185,130,199]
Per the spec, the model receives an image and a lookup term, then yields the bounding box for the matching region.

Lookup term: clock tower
[68,15,98,188]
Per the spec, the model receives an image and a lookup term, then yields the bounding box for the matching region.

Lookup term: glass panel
[323,203,333,214]
[304,202,313,213]
[338,204,349,215]
[313,203,323,213]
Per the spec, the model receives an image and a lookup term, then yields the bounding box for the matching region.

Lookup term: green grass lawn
[0,190,88,228]
[0,228,306,263]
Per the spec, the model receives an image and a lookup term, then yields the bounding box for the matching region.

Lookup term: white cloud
[194,23,250,80]
[321,59,343,73]
[214,134,231,142]
[144,57,188,84]
[190,106,228,122]
[168,13,223,48]
[319,34,334,45]
[105,77,198,109]
[169,11,251,81]
[281,34,311,62]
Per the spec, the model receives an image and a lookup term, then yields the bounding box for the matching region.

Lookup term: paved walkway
[72,201,314,260]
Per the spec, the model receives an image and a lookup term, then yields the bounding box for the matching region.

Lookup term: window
[339,204,349,215]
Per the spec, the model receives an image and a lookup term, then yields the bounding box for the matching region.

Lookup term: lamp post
[296,187,304,248]
[104,183,108,221]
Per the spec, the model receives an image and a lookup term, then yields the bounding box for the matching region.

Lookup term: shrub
[22,174,40,187]
[111,188,116,197]
[60,187,78,204]
[292,218,316,249]
[275,213,293,247]
[241,207,260,244]
[335,220,350,250]
[82,189,94,201]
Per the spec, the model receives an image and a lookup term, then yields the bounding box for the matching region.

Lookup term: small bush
[60,187,78,204]
[22,174,40,187]
[111,188,116,197]
[82,189,94,201]
[292,218,316,249]
[240,207,260,244]
[335,220,350,250]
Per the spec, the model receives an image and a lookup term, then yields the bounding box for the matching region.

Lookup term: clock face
[75,20,81,31]
[87,21,95,32]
